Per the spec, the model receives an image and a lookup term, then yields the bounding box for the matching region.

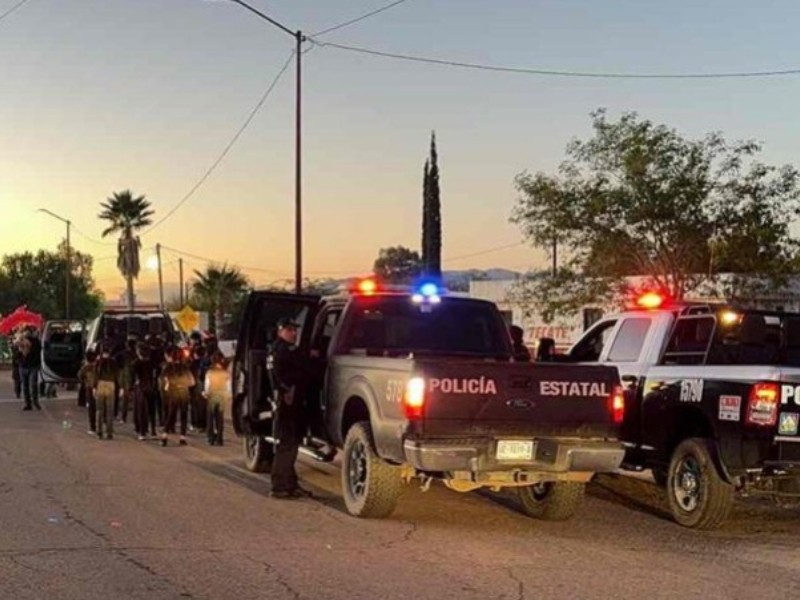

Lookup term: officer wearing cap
[269,316,311,499]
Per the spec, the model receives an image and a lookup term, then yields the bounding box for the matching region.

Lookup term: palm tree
[98,190,154,309]
[191,264,250,336]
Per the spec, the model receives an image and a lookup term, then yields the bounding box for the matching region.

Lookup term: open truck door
[41,320,86,384]
[231,292,320,472]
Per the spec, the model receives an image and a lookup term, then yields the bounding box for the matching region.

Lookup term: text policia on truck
[231,278,626,521]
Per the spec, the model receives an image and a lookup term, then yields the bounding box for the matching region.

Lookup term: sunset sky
[4,0,800,302]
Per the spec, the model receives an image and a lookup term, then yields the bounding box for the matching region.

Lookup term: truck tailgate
[415,361,621,438]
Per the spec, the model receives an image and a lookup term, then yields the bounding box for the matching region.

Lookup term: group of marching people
[77,332,231,447]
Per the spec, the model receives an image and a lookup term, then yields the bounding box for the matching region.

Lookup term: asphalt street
[1,371,799,600]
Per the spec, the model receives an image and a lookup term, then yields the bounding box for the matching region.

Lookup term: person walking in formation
[93,343,119,440]
[159,347,195,447]
[203,350,230,446]
[78,349,98,435]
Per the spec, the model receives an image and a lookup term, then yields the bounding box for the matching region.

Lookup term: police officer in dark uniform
[269,317,312,499]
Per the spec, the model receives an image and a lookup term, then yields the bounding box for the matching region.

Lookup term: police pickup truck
[563,293,800,529]
[231,280,625,521]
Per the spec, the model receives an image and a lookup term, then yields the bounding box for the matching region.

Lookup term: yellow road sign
[176,305,200,333]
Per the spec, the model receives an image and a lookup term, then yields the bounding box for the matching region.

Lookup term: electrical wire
[71,224,116,247]
[312,0,411,38]
[311,40,800,79]
[142,48,296,236]
[159,244,366,276]
[0,0,31,25]
[443,242,526,263]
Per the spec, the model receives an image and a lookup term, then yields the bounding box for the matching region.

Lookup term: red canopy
[0,306,44,335]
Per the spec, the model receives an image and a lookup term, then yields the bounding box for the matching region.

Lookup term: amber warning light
[636,292,666,310]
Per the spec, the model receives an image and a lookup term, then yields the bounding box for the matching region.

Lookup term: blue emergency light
[412,280,443,304]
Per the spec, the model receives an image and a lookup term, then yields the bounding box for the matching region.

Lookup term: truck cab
[566,292,800,529]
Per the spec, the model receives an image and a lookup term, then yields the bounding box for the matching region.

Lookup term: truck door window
[569,320,617,362]
[314,310,342,356]
[661,316,715,365]
[607,318,651,362]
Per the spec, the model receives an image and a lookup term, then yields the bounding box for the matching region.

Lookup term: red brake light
[636,292,665,310]
[608,386,625,425]
[746,382,780,427]
[404,377,426,419]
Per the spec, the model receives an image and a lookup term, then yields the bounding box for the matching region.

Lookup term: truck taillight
[746,382,780,427]
[404,377,426,419]
[608,386,625,425]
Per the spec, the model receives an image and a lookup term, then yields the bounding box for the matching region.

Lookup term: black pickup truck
[232,283,625,520]
[564,299,800,529]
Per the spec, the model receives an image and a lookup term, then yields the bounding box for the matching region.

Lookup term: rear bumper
[403,437,624,475]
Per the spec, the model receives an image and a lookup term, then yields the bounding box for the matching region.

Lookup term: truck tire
[243,434,273,473]
[666,438,734,530]
[342,422,402,519]
[517,482,585,521]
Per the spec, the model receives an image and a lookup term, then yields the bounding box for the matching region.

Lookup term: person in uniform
[509,325,532,362]
[159,347,195,447]
[93,343,119,440]
[78,349,98,435]
[133,344,157,441]
[117,338,137,424]
[269,317,312,499]
[203,350,230,446]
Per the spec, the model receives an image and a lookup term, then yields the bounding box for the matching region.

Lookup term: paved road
[2,371,800,600]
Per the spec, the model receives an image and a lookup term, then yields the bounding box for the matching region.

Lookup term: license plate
[496,440,534,461]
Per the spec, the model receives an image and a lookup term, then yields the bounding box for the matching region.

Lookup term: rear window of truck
[661,312,800,367]
[340,297,511,358]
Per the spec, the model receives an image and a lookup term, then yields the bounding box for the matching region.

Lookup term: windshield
[99,313,174,343]
[340,296,512,358]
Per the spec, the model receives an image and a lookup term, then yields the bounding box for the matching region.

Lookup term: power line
[142,49,296,236]
[312,0,411,38]
[311,40,800,80]
[160,244,366,276]
[71,224,116,247]
[0,0,32,25]
[443,242,526,263]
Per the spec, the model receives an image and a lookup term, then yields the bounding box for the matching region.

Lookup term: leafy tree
[191,264,250,337]
[373,246,422,284]
[422,132,442,277]
[301,278,341,296]
[98,190,154,310]
[0,246,103,320]
[510,109,800,320]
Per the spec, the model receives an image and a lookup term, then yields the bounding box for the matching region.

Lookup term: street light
[37,208,72,319]
[219,0,305,294]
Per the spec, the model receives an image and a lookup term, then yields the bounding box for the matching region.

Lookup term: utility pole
[552,235,557,277]
[179,258,184,306]
[156,243,164,311]
[37,209,71,319]
[227,0,305,294]
[65,220,71,319]
[295,29,303,294]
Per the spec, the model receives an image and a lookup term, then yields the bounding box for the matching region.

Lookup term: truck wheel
[517,482,585,521]
[667,438,734,530]
[342,422,402,519]
[243,434,273,473]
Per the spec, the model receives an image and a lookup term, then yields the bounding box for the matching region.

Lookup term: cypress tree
[421,132,442,278]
